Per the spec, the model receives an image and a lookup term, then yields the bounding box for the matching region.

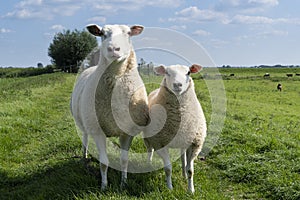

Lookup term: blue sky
[1,0,300,67]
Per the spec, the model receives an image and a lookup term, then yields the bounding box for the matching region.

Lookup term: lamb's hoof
[188,187,195,194]
[101,183,108,191]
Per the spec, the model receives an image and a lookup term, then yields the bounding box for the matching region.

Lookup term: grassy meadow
[0,67,299,199]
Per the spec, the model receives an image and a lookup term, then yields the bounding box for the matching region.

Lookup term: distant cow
[230,73,235,76]
[277,83,282,92]
[286,74,293,77]
[264,73,270,78]
[295,73,300,76]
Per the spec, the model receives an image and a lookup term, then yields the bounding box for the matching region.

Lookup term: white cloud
[90,0,183,13]
[237,30,288,40]
[248,0,279,7]
[209,38,229,49]
[17,0,43,7]
[260,30,289,37]
[193,29,211,36]
[87,16,107,24]
[51,5,81,17]
[169,25,187,31]
[215,0,279,13]
[169,6,229,24]
[5,0,183,20]
[230,15,274,24]
[4,0,82,20]
[5,9,42,19]
[229,14,300,25]
[0,28,13,33]
[50,24,66,31]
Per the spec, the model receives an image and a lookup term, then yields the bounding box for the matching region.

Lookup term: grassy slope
[0,68,299,199]
[213,68,300,199]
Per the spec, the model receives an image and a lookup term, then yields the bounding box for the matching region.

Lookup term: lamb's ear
[86,24,103,37]
[130,25,144,36]
[154,65,166,75]
[189,64,202,74]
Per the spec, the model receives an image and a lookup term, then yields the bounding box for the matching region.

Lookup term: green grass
[0,68,299,199]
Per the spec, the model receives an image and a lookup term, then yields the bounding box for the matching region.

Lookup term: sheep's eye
[187,71,191,76]
[127,31,131,35]
[165,71,170,76]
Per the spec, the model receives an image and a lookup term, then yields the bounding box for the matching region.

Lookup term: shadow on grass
[0,158,159,199]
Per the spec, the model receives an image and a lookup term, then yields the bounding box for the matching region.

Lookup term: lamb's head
[154,64,202,95]
[87,24,143,63]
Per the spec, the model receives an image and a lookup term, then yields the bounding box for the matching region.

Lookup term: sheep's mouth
[172,88,182,95]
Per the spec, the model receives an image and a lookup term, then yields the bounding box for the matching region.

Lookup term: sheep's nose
[107,46,120,52]
[173,83,182,89]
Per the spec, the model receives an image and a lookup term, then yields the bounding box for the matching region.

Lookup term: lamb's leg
[82,132,89,159]
[119,134,134,188]
[186,145,201,193]
[181,148,187,179]
[92,134,109,190]
[156,148,173,190]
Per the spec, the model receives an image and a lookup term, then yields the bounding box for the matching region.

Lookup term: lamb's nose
[173,83,182,89]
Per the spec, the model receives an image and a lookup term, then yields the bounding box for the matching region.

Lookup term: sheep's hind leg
[144,138,154,162]
[119,134,134,188]
[82,132,89,159]
[92,134,109,190]
[181,149,187,179]
[156,148,173,190]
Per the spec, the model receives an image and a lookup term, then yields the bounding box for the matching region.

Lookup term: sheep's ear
[86,24,103,37]
[154,65,166,75]
[130,25,144,36]
[189,64,202,74]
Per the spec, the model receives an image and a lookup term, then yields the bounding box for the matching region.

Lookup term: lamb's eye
[102,34,108,40]
[187,71,191,76]
[127,31,131,35]
[165,71,170,76]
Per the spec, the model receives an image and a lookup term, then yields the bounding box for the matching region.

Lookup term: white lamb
[143,64,207,193]
[71,24,149,190]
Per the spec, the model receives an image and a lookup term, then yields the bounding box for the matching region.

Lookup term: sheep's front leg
[156,148,173,190]
[119,134,134,188]
[92,134,109,190]
[186,145,200,193]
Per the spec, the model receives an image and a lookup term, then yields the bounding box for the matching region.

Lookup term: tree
[48,29,98,73]
[37,63,43,68]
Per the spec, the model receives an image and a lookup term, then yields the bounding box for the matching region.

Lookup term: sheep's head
[87,24,143,63]
[154,64,202,95]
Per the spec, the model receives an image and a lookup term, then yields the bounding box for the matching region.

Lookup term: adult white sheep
[143,64,207,193]
[71,24,149,190]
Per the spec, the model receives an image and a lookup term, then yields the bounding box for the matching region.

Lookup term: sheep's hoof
[189,189,195,194]
[120,179,128,190]
[167,185,173,190]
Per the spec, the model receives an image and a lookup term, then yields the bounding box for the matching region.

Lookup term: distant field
[0,68,299,199]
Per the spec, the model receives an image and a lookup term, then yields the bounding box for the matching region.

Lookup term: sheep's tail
[147,147,154,162]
